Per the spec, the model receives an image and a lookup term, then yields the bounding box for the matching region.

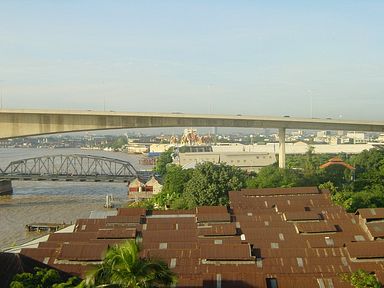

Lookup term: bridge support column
[278,128,286,169]
[0,180,13,195]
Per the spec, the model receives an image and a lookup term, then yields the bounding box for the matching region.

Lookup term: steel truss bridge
[0,154,148,182]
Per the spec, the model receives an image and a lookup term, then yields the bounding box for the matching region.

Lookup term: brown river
[0,148,147,250]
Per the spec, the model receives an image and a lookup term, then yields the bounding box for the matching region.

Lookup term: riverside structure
[1,109,384,168]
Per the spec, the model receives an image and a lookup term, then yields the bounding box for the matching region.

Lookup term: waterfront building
[128,176,163,200]
[175,151,276,172]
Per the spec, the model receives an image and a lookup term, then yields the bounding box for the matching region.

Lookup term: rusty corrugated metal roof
[240,186,320,196]
[15,186,384,287]
[346,241,384,259]
[197,223,237,237]
[117,207,146,216]
[283,211,323,221]
[366,222,384,238]
[294,222,338,234]
[96,228,136,239]
[58,243,108,261]
[356,208,384,220]
[106,215,142,224]
[200,244,253,261]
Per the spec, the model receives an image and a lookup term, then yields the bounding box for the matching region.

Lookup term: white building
[175,152,276,172]
[346,132,366,143]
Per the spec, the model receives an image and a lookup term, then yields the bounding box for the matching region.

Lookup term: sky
[1,1,384,121]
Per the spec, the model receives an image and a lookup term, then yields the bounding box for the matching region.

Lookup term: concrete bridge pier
[0,180,13,195]
[278,128,286,169]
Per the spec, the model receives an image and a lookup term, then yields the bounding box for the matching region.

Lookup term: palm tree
[84,240,177,288]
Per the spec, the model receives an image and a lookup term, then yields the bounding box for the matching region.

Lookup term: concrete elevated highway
[1,109,384,168]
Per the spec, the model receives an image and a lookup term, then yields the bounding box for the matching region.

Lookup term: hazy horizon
[1,1,383,120]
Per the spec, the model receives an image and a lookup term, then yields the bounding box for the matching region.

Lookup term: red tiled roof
[319,157,355,170]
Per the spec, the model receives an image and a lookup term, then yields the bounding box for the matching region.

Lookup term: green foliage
[350,148,384,191]
[53,277,83,288]
[334,148,384,212]
[143,148,384,213]
[183,162,247,207]
[144,162,247,209]
[130,164,192,210]
[318,181,337,194]
[335,187,384,213]
[340,269,381,288]
[10,267,81,288]
[154,148,174,176]
[246,165,303,188]
[85,240,177,288]
[162,164,192,196]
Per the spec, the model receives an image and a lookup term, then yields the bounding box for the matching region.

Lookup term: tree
[162,164,192,196]
[303,146,317,178]
[85,240,177,288]
[340,269,381,288]
[183,162,247,208]
[318,181,337,194]
[154,148,174,177]
[351,148,384,191]
[10,267,81,288]
[246,165,303,188]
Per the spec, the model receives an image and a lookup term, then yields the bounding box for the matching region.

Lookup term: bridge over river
[0,154,152,183]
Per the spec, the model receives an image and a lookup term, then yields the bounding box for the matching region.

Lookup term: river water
[0,148,148,250]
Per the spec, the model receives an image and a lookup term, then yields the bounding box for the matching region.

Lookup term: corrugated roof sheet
[15,187,384,287]
[283,211,323,221]
[117,207,146,216]
[346,241,384,259]
[196,206,228,214]
[58,243,108,261]
[366,222,384,238]
[239,186,320,196]
[356,208,384,220]
[150,209,195,215]
[96,228,136,239]
[200,244,253,261]
[196,213,231,223]
[197,223,237,237]
[106,215,142,224]
[295,222,338,234]
[48,232,97,242]
[142,230,197,243]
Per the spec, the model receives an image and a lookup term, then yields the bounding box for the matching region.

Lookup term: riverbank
[0,148,144,250]
[0,181,127,251]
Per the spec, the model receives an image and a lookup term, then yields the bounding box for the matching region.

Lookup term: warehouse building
[9,186,384,287]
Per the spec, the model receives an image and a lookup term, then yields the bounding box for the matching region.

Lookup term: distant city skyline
[1,1,383,120]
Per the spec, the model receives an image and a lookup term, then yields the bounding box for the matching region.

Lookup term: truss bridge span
[0,154,150,183]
